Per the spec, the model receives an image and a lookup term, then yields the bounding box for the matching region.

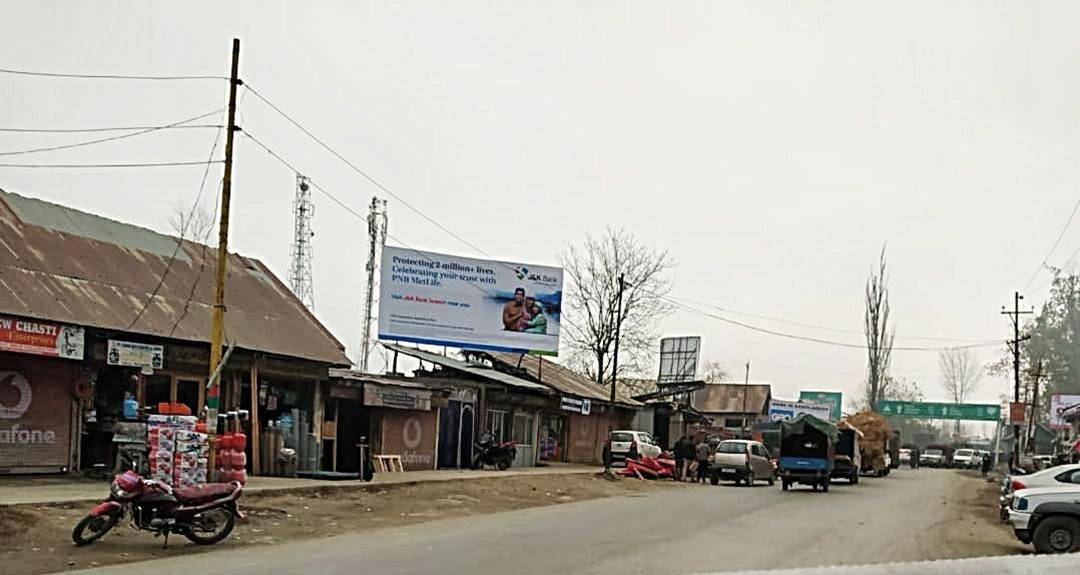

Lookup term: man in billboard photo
[502,287,528,331]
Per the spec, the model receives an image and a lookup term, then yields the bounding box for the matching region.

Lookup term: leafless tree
[561,228,675,386]
[939,347,981,405]
[168,198,216,246]
[864,246,894,411]
[701,360,729,383]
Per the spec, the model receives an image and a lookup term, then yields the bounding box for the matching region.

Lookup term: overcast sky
[3,2,1078,415]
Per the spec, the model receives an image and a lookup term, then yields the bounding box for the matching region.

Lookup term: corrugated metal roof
[381,343,552,393]
[327,369,430,389]
[691,383,772,414]
[484,351,641,406]
[0,189,349,366]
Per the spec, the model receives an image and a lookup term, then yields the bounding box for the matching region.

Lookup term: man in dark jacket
[673,435,689,481]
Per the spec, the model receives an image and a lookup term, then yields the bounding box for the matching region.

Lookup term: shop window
[724,418,744,428]
[512,413,534,446]
[487,409,511,442]
[175,378,202,416]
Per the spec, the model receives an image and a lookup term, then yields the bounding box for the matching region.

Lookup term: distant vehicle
[609,430,662,465]
[832,427,862,484]
[711,439,774,486]
[778,414,836,492]
[953,449,977,468]
[1009,485,1080,553]
[920,448,945,468]
[1034,455,1055,470]
[899,448,912,464]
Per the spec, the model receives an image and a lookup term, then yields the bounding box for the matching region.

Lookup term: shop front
[0,315,87,474]
[436,387,477,470]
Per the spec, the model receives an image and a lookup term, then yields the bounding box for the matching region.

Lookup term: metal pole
[207,38,241,431]
[610,273,625,405]
[742,359,750,437]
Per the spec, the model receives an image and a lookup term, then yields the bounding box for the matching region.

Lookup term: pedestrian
[980,451,992,477]
[673,435,688,481]
[910,446,920,470]
[679,435,697,481]
[695,439,711,483]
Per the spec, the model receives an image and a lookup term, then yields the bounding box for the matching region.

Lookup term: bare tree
[168,198,216,246]
[939,347,981,405]
[701,360,729,383]
[561,228,675,385]
[864,246,894,411]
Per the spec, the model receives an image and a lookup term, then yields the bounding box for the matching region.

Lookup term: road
[71,468,1021,575]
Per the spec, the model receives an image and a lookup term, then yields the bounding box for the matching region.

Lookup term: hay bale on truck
[842,411,893,477]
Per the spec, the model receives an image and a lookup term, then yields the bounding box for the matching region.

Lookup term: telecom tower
[360,197,388,372]
[288,174,315,310]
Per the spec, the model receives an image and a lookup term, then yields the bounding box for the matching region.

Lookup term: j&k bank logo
[513,265,558,286]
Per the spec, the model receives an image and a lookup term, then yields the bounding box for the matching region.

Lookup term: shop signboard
[879,400,1001,421]
[107,340,164,369]
[363,383,431,411]
[1050,394,1080,429]
[560,396,592,415]
[768,399,832,422]
[799,391,843,421]
[380,410,437,471]
[1009,402,1026,425]
[0,315,83,360]
[378,246,563,355]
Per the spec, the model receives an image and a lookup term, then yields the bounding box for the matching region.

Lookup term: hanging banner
[107,340,164,369]
[769,399,832,422]
[378,246,563,354]
[0,316,84,360]
[1050,394,1080,429]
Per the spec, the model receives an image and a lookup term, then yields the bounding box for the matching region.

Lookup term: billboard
[378,246,562,354]
[768,399,832,422]
[1050,394,1080,429]
[799,391,843,421]
[658,336,701,384]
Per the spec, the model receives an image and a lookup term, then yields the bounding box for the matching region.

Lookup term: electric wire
[0,67,227,81]
[0,160,222,169]
[0,125,222,134]
[1022,193,1080,291]
[0,109,223,156]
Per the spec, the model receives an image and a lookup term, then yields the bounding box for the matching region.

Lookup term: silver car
[711,439,775,486]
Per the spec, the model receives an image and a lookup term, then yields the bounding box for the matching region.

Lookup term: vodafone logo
[0,371,31,420]
[402,417,423,449]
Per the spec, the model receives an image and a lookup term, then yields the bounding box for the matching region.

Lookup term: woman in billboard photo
[523,300,547,335]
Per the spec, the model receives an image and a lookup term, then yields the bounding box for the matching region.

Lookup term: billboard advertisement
[799,391,843,421]
[378,246,562,354]
[1050,394,1080,429]
[768,399,833,422]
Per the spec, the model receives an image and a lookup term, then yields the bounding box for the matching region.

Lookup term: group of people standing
[672,434,712,482]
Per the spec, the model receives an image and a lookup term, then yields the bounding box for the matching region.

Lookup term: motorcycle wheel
[183,507,236,545]
[471,456,483,470]
[496,457,511,471]
[72,513,120,546]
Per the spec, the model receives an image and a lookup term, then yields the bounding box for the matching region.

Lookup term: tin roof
[380,343,552,393]
[482,352,641,407]
[691,383,772,414]
[0,189,349,366]
[327,369,430,390]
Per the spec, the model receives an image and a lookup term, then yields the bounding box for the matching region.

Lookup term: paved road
[71,468,1022,575]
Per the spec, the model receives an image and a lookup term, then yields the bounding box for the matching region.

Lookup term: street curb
[0,467,601,509]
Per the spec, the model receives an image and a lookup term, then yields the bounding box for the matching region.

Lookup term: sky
[2,1,1079,416]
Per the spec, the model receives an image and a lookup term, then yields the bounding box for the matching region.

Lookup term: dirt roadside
[924,471,1028,558]
[0,473,679,575]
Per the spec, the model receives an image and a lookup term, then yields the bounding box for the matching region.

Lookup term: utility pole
[742,359,751,437]
[207,38,241,431]
[359,197,387,372]
[1001,291,1031,469]
[610,273,625,405]
[1026,359,1044,454]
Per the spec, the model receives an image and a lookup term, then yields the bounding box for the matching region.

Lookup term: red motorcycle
[72,470,243,548]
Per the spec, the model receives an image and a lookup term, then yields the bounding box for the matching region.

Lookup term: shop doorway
[438,400,476,469]
[459,404,474,468]
[334,399,369,473]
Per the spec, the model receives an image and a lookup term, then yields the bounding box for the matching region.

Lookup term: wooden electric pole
[609,273,625,405]
[207,38,241,430]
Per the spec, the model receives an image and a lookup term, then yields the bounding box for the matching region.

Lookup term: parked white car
[1008,485,1080,553]
[609,430,662,464]
[1008,464,1080,493]
[952,448,976,468]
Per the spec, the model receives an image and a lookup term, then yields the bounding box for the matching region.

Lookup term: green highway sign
[800,391,843,421]
[878,400,1001,421]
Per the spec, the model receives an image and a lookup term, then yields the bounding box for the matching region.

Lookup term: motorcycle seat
[173,483,236,505]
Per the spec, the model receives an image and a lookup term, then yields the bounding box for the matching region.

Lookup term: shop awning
[381,343,553,394]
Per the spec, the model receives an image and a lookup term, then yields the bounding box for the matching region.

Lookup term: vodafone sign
[0,372,32,420]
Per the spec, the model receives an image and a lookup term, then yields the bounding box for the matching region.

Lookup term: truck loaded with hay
[840,411,893,477]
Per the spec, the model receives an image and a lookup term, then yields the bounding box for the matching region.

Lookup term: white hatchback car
[609,430,662,464]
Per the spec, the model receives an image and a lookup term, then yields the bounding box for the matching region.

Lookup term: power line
[663,295,1000,352]
[0,160,222,168]
[0,125,221,134]
[1022,193,1080,291]
[0,67,227,81]
[0,109,223,157]
[243,83,496,259]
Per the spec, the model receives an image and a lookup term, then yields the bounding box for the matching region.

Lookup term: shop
[0,315,87,474]
[436,387,477,469]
